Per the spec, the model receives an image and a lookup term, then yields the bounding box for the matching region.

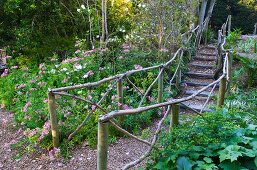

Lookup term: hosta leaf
[176,156,192,170]
[248,124,257,131]
[255,157,257,167]
[219,161,246,170]
[241,148,255,157]
[219,145,242,162]
[203,157,213,164]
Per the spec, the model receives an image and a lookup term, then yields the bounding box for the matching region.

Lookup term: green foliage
[212,0,257,34]
[237,38,257,53]
[147,89,257,170]
[0,0,135,62]
[225,29,242,48]
[234,55,257,88]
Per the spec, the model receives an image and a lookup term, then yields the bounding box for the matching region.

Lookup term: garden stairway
[180,45,218,113]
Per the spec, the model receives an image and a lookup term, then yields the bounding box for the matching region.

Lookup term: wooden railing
[47,16,232,170]
[48,25,201,147]
[96,17,232,169]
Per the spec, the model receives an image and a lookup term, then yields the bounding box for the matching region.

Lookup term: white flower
[61,68,68,72]
[74,64,82,70]
[50,69,56,74]
[77,9,81,13]
[81,4,86,9]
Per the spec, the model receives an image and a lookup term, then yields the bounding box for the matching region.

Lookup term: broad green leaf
[219,145,242,162]
[219,161,246,170]
[176,157,192,170]
[203,157,213,164]
[255,157,257,167]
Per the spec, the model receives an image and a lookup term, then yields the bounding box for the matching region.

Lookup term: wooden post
[228,15,232,35]
[175,55,181,90]
[204,24,208,45]
[117,78,123,110]
[222,24,227,36]
[171,104,180,127]
[227,52,232,91]
[217,30,222,68]
[217,77,226,108]
[48,91,59,147]
[158,67,164,103]
[97,121,108,170]
[254,23,257,35]
[254,40,257,53]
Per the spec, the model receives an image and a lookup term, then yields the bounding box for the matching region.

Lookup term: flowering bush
[0,45,173,157]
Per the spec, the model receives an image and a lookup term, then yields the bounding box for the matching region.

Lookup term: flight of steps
[180,45,218,113]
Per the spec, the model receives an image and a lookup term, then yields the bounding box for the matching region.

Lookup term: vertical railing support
[175,55,181,90]
[254,40,257,53]
[217,77,226,108]
[217,30,223,68]
[158,67,164,103]
[227,52,232,91]
[228,15,232,35]
[117,78,123,110]
[222,24,226,36]
[97,121,108,170]
[171,104,180,127]
[254,23,257,35]
[48,90,59,147]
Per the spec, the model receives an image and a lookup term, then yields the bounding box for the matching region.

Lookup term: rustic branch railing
[47,16,232,170]
[97,16,232,169]
[48,44,185,147]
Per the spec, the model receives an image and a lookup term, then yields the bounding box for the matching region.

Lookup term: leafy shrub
[234,56,257,88]
[147,89,257,170]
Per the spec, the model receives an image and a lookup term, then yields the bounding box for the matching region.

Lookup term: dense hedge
[212,0,257,34]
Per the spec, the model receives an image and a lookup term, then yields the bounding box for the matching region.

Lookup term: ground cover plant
[147,88,257,169]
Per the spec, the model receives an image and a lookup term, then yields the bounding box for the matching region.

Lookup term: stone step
[189,63,215,69]
[204,46,216,50]
[194,56,216,61]
[198,52,216,56]
[184,89,215,97]
[180,102,214,113]
[184,72,214,79]
[182,81,219,87]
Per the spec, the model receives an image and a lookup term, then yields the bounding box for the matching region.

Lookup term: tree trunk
[199,0,208,27]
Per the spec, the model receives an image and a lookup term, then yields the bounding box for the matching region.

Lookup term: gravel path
[0,109,151,170]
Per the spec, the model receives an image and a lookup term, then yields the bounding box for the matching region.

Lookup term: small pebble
[57,162,63,167]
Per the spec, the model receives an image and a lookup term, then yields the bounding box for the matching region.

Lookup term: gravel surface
[0,109,153,170]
